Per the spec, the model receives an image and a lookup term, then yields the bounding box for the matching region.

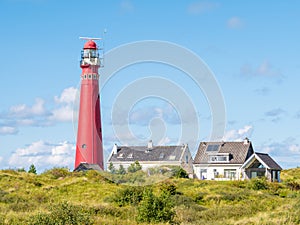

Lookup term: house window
[206,144,220,152]
[159,153,164,159]
[209,155,229,162]
[251,171,265,178]
[117,153,124,158]
[127,153,133,158]
[185,155,189,163]
[169,155,176,160]
[224,169,236,179]
[213,169,219,177]
[200,169,207,180]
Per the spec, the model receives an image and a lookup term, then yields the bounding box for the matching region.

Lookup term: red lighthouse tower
[75,38,103,170]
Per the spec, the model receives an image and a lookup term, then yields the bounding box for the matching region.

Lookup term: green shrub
[137,187,175,223]
[171,167,189,178]
[28,202,94,225]
[248,177,268,190]
[158,180,177,195]
[113,186,144,206]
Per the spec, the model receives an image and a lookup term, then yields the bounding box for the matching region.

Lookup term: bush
[113,186,144,206]
[137,187,175,223]
[28,202,94,225]
[248,177,268,190]
[171,167,189,178]
[158,180,177,195]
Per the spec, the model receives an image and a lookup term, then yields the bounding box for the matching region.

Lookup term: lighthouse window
[91,50,97,58]
[88,74,92,79]
[84,75,87,79]
[82,144,87,149]
[93,74,97,79]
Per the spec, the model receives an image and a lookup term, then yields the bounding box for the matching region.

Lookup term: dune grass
[0,167,299,224]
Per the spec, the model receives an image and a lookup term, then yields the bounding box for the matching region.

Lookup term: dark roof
[74,163,102,172]
[108,145,187,162]
[255,153,282,170]
[193,141,254,164]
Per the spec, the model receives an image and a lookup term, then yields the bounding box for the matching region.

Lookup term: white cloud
[187,1,219,14]
[50,87,78,122]
[128,104,180,126]
[49,105,74,122]
[54,87,77,104]
[8,140,75,171]
[0,126,18,135]
[9,98,46,118]
[227,17,243,29]
[223,125,253,141]
[256,139,300,168]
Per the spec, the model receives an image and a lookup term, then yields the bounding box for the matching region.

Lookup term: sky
[0,0,299,171]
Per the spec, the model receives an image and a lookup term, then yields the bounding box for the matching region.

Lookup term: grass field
[0,167,299,224]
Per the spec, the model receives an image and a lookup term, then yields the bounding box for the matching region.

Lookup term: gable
[194,141,254,164]
[242,153,282,170]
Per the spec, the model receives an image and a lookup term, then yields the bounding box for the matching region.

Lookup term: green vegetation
[28,164,37,174]
[0,167,299,224]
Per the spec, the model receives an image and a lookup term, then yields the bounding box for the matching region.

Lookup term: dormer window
[117,153,124,158]
[208,153,229,163]
[159,153,164,159]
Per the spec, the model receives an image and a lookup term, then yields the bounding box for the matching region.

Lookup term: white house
[107,141,194,177]
[193,138,282,181]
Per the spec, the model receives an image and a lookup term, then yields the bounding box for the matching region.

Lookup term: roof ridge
[255,152,268,155]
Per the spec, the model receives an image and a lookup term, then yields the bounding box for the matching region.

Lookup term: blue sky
[0,0,299,171]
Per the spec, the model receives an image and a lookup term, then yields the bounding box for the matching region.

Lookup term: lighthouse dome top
[84,40,97,49]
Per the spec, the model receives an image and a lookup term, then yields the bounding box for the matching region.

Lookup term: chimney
[243,137,249,145]
[112,143,118,154]
[147,140,153,150]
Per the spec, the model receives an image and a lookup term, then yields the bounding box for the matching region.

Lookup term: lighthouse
[75,38,104,170]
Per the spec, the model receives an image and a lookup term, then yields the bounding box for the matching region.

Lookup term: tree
[117,165,126,175]
[172,167,189,178]
[108,162,116,174]
[28,164,37,174]
[128,161,142,173]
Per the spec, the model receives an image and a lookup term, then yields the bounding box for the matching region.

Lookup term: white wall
[193,164,243,180]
